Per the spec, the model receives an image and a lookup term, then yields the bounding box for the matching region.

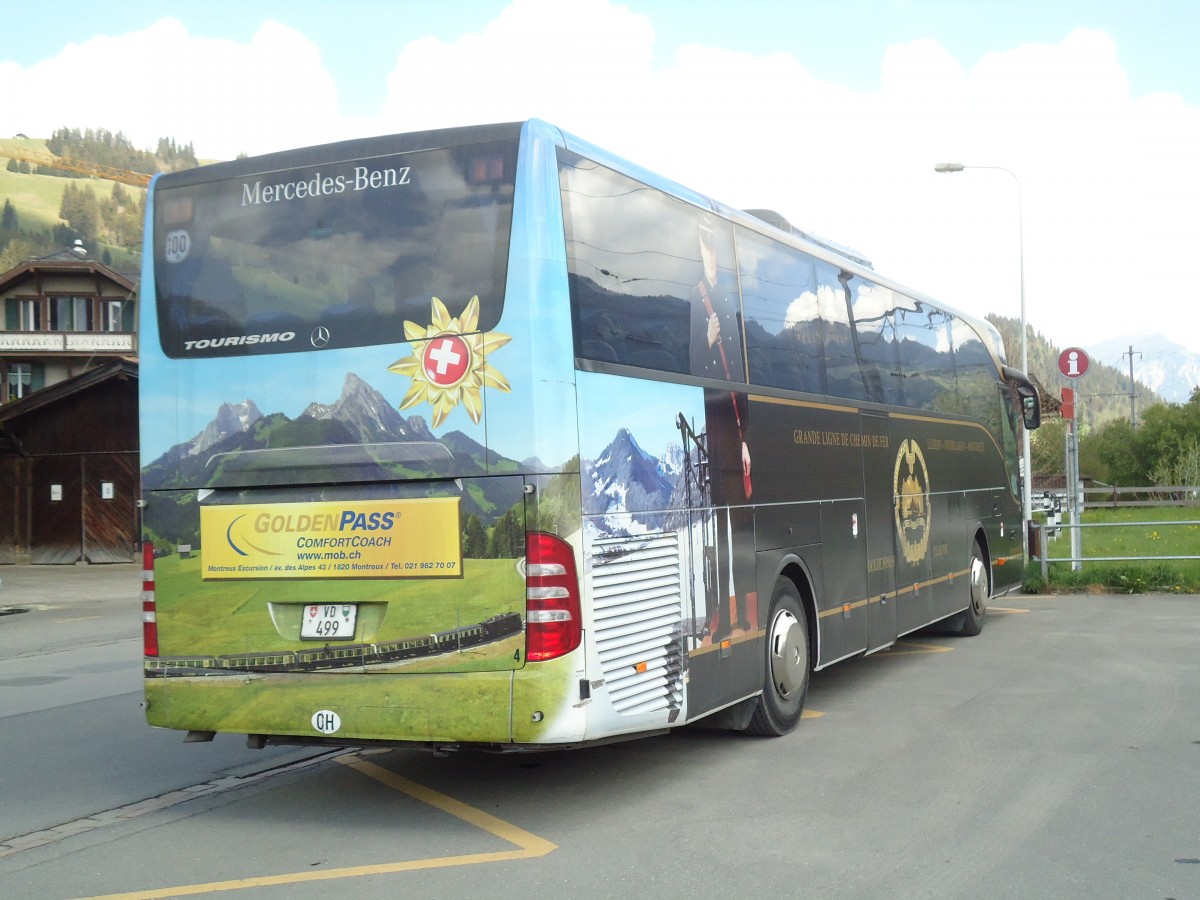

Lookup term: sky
[5,0,1200,362]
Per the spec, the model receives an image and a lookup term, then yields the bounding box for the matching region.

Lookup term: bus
[139,119,1040,750]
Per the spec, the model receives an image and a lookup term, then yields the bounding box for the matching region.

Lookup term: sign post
[1058,348,1089,571]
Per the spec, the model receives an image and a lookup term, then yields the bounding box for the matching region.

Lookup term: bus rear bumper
[143,650,588,747]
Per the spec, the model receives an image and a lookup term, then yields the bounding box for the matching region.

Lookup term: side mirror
[1018,385,1041,431]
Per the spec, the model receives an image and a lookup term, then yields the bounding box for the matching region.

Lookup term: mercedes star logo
[310,325,330,349]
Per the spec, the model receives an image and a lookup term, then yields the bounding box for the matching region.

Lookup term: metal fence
[1031,517,1200,581]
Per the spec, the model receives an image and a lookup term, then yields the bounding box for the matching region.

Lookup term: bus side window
[560,150,702,376]
[895,296,958,413]
[737,226,823,394]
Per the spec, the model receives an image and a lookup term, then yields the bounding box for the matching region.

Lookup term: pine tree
[462,515,488,559]
[1,199,18,232]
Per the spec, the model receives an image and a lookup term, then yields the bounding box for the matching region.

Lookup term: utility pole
[1122,345,1141,426]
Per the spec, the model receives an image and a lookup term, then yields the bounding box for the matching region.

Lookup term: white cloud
[5,4,1199,355]
[374,0,657,138]
[3,18,339,159]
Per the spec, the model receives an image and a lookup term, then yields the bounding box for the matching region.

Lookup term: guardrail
[1031,518,1200,581]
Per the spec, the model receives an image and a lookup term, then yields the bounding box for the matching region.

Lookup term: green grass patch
[153,551,526,670]
[0,167,74,232]
[1028,506,1200,593]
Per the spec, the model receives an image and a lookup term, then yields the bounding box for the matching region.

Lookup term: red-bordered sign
[1058,347,1089,379]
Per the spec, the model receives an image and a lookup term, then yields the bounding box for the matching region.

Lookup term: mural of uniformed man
[689,214,754,641]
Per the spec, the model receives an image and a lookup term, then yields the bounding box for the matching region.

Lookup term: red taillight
[142,541,158,657]
[524,532,581,662]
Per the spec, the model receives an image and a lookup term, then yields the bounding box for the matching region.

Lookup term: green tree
[1152,439,1200,487]
[59,182,101,240]
[462,514,487,559]
[486,508,523,559]
[1030,416,1067,477]
[1083,392,1200,486]
[0,234,52,272]
[1086,418,1142,485]
[1138,395,1200,485]
[1,199,18,232]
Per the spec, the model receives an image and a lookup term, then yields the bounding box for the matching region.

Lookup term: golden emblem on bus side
[387,296,511,428]
[893,438,931,565]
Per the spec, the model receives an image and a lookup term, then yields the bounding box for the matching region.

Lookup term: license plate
[300,603,357,640]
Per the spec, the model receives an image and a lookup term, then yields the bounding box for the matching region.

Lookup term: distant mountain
[1092,333,1200,405]
[189,399,262,457]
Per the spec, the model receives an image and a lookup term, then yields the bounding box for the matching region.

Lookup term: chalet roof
[0,358,137,430]
[0,248,136,296]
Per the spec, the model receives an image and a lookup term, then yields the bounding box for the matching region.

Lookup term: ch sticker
[311,709,342,735]
[894,439,930,565]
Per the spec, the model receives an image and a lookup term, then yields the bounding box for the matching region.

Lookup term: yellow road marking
[874,641,954,657]
[74,753,556,900]
[802,708,824,719]
[343,755,557,858]
[988,606,1030,614]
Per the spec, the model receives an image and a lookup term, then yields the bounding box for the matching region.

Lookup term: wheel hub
[970,556,988,615]
[769,609,805,699]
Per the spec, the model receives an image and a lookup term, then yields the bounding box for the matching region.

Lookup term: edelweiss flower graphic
[387,296,511,428]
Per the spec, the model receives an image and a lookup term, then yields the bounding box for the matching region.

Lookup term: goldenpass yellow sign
[200,498,462,580]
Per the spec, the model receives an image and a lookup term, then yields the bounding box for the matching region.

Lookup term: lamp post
[934,162,1033,558]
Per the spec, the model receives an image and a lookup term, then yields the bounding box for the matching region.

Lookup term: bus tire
[745,581,810,736]
[947,539,988,637]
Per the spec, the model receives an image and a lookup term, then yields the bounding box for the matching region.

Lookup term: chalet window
[102,300,124,332]
[51,296,92,331]
[6,362,44,401]
[5,298,41,331]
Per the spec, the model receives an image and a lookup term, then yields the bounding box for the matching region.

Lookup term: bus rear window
[153,140,516,358]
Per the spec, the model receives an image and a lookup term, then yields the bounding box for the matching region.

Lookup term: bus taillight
[524,532,581,662]
[142,541,159,657]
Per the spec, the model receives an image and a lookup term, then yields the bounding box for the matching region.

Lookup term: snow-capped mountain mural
[303,372,435,443]
[582,427,694,534]
[188,399,262,457]
[140,372,528,540]
[148,373,438,479]
[584,427,674,514]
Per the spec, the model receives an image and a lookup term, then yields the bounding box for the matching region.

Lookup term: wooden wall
[0,366,139,564]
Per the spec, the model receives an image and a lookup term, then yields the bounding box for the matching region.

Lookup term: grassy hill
[0,135,152,272]
[0,140,104,231]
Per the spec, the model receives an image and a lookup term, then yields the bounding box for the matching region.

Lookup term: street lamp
[934,162,1033,557]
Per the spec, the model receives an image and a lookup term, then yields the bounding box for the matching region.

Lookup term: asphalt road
[2,566,1199,900]
[0,564,305,842]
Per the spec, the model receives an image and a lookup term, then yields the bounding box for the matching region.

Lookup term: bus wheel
[746,581,809,736]
[948,540,988,637]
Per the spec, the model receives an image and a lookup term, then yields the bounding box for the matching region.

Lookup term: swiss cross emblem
[388,296,512,428]
[422,335,471,386]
